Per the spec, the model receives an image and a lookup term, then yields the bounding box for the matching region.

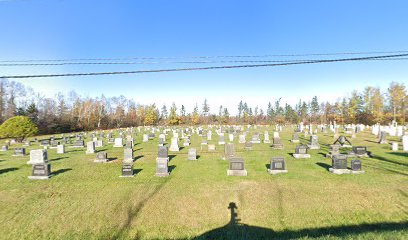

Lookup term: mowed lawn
[0,127,407,240]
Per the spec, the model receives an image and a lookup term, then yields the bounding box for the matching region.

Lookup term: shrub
[0,116,38,142]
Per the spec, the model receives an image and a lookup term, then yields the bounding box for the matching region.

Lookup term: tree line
[0,78,406,134]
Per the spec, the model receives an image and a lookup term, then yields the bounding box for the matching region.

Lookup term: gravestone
[148,133,155,139]
[94,151,108,163]
[121,163,134,177]
[28,149,50,180]
[244,141,253,150]
[291,133,299,143]
[57,145,65,154]
[123,148,133,163]
[391,142,398,151]
[263,132,271,144]
[169,137,179,151]
[50,141,58,148]
[378,131,387,144]
[29,163,51,180]
[73,140,84,148]
[227,157,247,176]
[86,141,96,154]
[201,139,208,145]
[268,157,288,174]
[95,140,103,148]
[27,149,48,165]
[159,134,166,142]
[183,138,190,147]
[41,140,50,146]
[218,135,226,145]
[348,146,368,157]
[403,135,408,151]
[272,136,284,150]
[1,145,8,151]
[229,134,234,142]
[251,134,261,144]
[108,138,115,143]
[156,146,169,177]
[333,135,352,147]
[307,135,320,149]
[13,148,26,156]
[125,140,133,149]
[350,159,365,174]
[329,154,351,174]
[158,146,169,161]
[238,134,246,144]
[208,144,216,151]
[293,145,310,158]
[158,138,164,146]
[326,145,340,158]
[188,148,197,160]
[113,138,123,147]
[207,132,212,141]
[223,143,235,160]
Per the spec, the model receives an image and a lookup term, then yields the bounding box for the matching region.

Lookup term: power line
[1,58,408,67]
[1,53,407,79]
[1,50,408,63]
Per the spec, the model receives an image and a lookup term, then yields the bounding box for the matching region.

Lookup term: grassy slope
[0,127,407,240]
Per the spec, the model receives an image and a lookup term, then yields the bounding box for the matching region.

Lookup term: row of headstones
[26,145,199,179]
[224,144,364,176]
[377,131,408,151]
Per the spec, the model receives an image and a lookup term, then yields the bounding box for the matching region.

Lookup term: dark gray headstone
[351,159,362,171]
[332,154,348,169]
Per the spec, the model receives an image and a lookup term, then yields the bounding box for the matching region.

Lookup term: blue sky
[0,0,407,114]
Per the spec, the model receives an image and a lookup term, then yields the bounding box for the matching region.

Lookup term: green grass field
[0,127,407,240]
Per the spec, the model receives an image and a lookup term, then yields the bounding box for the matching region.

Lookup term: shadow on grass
[133,148,143,151]
[365,139,380,144]
[181,202,408,240]
[96,148,108,153]
[389,152,408,158]
[265,164,270,170]
[52,168,72,176]
[108,157,118,162]
[110,172,171,240]
[372,155,408,167]
[316,162,330,171]
[169,155,176,161]
[50,157,69,162]
[134,155,144,161]
[364,162,408,177]
[133,168,142,175]
[169,165,176,173]
[0,167,18,175]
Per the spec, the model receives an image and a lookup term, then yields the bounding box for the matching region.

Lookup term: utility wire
[1,50,408,63]
[1,53,408,79]
[1,58,408,67]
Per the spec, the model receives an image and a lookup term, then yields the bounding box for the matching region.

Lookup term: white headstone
[391,142,398,151]
[86,141,95,154]
[27,149,48,165]
[169,137,179,151]
[402,135,408,151]
[114,138,123,147]
[57,145,65,154]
